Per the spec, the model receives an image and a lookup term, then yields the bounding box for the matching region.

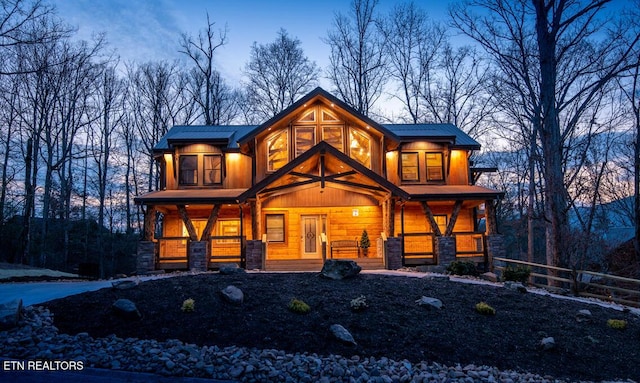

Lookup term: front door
[301,215,322,259]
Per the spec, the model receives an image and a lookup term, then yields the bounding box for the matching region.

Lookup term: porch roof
[401,185,504,201]
[134,188,247,205]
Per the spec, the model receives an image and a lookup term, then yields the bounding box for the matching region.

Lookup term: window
[295,126,315,157]
[179,155,198,185]
[265,214,285,242]
[204,155,222,185]
[349,129,371,167]
[426,152,444,181]
[217,219,240,243]
[401,152,419,181]
[267,129,288,172]
[322,125,344,151]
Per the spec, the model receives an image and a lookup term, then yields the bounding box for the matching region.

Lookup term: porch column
[143,205,156,241]
[435,236,456,268]
[385,237,402,270]
[188,241,208,272]
[484,199,505,271]
[245,239,264,270]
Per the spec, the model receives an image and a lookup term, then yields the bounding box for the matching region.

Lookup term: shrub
[288,298,311,314]
[607,319,627,330]
[502,265,531,283]
[446,261,478,276]
[350,295,368,312]
[181,298,195,312]
[475,302,496,315]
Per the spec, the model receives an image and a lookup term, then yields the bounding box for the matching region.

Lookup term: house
[134,87,504,273]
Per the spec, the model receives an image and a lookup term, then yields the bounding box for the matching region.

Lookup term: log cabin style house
[135,87,504,273]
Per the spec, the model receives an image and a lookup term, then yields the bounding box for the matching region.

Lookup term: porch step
[265,258,385,272]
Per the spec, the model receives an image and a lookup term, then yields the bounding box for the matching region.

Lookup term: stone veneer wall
[435,236,456,267]
[136,241,156,275]
[385,237,402,270]
[245,240,264,270]
[188,241,207,272]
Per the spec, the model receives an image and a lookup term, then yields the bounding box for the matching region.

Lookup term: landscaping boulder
[540,336,556,351]
[221,285,244,305]
[504,281,527,293]
[0,298,23,329]
[320,259,361,280]
[112,280,138,290]
[415,296,443,309]
[330,324,357,346]
[479,272,498,282]
[576,309,592,323]
[219,264,246,275]
[112,299,142,320]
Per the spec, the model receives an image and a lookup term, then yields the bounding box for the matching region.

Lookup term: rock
[480,272,498,282]
[330,324,357,346]
[415,296,443,309]
[540,336,556,351]
[112,280,138,290]
[221,285,244,305]
[576,309,592,323]
[320,259,361,280]
[112,299,142,320]
[218,263,246,275]
[503,281,527,293]
[0,298,23,329]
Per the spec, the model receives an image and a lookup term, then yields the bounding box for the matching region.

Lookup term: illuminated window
[322,125,344,152]
[349,129,371,167]
[267,129,288,172]
[401,152,419,181]
[217,219,240,243]
[295,126,315,157]
[265,214,285,242]
[431,215,447,233]
[204,155,222,185]
[179,155,198,185]
[426,152,444,181]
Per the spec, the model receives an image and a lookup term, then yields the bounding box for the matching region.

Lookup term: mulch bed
[43,272,640,382]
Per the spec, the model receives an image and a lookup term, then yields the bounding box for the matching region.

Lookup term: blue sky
[53,0,452,84]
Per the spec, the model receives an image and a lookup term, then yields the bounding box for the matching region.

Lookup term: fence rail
[494,257,640,308]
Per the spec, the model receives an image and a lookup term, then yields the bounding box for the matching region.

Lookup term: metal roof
[154,125,257,151]
[383,123,480,149]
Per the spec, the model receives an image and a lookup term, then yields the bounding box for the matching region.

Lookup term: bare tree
[244,28,319,119]
[325,0,387,115]
[179,13,237,125]
[451,0,640,277]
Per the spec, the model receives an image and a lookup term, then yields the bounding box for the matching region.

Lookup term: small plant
[607,319,627,330]
[446,260,478,276]
[288,298,311,314]
[350,295,368,312]
[502,265,531,283]
[181,298,195,312]
[475,302,496,315]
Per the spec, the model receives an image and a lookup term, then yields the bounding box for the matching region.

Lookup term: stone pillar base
[435,236,456,267]
[245,240,264,270]
[486,234,506,271]
[188,241,207,272]
[136,241,156,274]
[385,237,402,270]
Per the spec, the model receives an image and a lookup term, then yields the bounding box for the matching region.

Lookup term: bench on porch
[330,240,360,258]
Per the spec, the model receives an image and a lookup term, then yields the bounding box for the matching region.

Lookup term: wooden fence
[494,257,640,308]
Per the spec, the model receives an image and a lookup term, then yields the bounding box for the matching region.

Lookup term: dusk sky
[53,0,452,85]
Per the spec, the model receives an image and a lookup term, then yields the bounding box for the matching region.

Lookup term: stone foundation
[435,236,456,267]
[385,237,402,270]
[136,241,156,275]
[188,241,207,272]
[245,240,264,270]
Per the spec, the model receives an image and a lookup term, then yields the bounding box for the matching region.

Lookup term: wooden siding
[262,187,378,208]
[396,203,475,234]
[162,206,252,241]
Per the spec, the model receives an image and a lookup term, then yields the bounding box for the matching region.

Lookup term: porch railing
[209,235,245,267]
[156,235,246,269]
[401,232,487,267]
[158,237,188,265]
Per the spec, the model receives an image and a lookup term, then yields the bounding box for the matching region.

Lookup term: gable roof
[236,87,400,145]
[238,141,409,202]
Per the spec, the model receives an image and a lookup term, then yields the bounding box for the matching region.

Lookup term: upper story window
[267,129,288,172]
[179,155,198,185]
[322,125,344,151]
[401,152,419,181]
[295,126,315,157]
[349,128,371,168]
[426,152,444,181]
[204,155,222,185]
